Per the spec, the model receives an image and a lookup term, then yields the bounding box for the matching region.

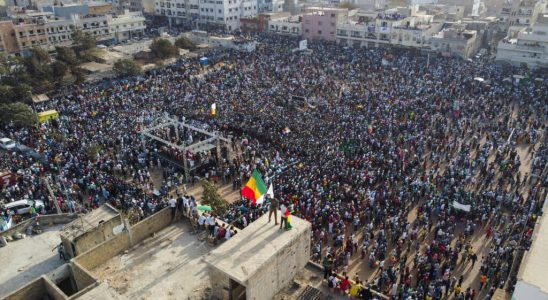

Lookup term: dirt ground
[91,222,213,300]
[0,224,65,298]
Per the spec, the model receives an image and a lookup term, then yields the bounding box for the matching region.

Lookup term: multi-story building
[268,14,302,35]
[301,7,348,41]
[336,10,408,47]
[107,10,146,42]
[155,0,257,31]
[46,18,77,48]
[337,11,442,49]
[12,13,50,52]
[496,13,548,68]
[390,15,443,48]
[241,13,286,32]
[0,21,19,53]
[499,0,546,28]
[430,24,481,59]
[0,8,145,54]
[257,0,285,13]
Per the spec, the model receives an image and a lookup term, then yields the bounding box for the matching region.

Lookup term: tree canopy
[113,59,142,77]
[200,180,229,216]
[0,102,38,127]
[175,36,197,51]
[149,38,179,60]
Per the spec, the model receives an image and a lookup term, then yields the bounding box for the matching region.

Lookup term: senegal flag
[241,169,268,204]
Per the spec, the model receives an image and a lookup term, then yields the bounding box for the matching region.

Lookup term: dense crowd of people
[1,34,547,299]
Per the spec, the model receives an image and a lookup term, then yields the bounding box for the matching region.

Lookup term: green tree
[113,59,142,77]
[200,180,228,216]
[23,47,51,80]
[175,36,196,51]
[149,38,179,60]
[72,30,97,52]
[51,61,68,81]
[71,67,87,84]
[55,46,80,66]
[0,102,38,127]
[0,85,14,104]
[12,83,32,103]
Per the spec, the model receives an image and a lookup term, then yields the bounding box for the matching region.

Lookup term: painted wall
[513,281,548,300]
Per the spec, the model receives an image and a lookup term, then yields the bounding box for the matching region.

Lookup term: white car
[0,138,16,150]
[3,199,45,215]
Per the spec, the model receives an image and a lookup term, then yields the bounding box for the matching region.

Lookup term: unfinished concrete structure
[60,205,122,259]
[205,214,311,300]
[4,205,312,300]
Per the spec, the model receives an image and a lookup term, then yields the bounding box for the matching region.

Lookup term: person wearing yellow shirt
[349,281,362,297]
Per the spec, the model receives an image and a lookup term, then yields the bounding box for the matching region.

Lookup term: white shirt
[168,198,177,208]
[280,204,287,216]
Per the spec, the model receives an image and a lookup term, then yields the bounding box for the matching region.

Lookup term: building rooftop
[0,225,66,298]
[90,222,212,299]
[60,205,119,241]
[517,198,548,294]
[204,213,311,285]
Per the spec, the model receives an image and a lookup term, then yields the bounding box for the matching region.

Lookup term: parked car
[3,199,45,215]
[0,138,16,150]
[14,144,47,163]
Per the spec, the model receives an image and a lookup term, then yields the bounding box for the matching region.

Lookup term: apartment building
[257,0,285,13]
[268,14,302,35]
[0,9,145,54]
[301,7,348,41]
[499,0,546,28]
[336,11,409,47]
[107,10,146,41]
[12,13,50,52]
[155,0,257,31]
[430,24,481,59]
[496,13,548,68]
[0,21,19,53]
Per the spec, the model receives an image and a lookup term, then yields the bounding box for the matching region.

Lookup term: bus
[38,110,59,123]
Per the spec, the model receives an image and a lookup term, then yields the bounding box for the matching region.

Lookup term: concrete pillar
[123,218,134,247]
[227,135,233,161]
[183,157,190,183]
[216,138,222,163]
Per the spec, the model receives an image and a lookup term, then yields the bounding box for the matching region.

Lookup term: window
[218,9,221,13]
[318,21,322,25]
[305,29,309,33]
[318,30,321,34]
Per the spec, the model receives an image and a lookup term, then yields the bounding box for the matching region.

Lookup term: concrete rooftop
[204,213,311,285]
[517,202,548,294]
[90,222,212,299]
[60,205,118,240]
[0,224,65,298]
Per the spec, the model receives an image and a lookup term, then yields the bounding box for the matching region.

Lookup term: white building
[46,18,76,48]
[496,14,548,68]
[430,24,481,59]
[107,10,146,42]
[155,0,257,31]
[268,15,302,35]
[499,0,546,28]
[512,195,548,300]
[336,8,443,49]
[257,0,285,13]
